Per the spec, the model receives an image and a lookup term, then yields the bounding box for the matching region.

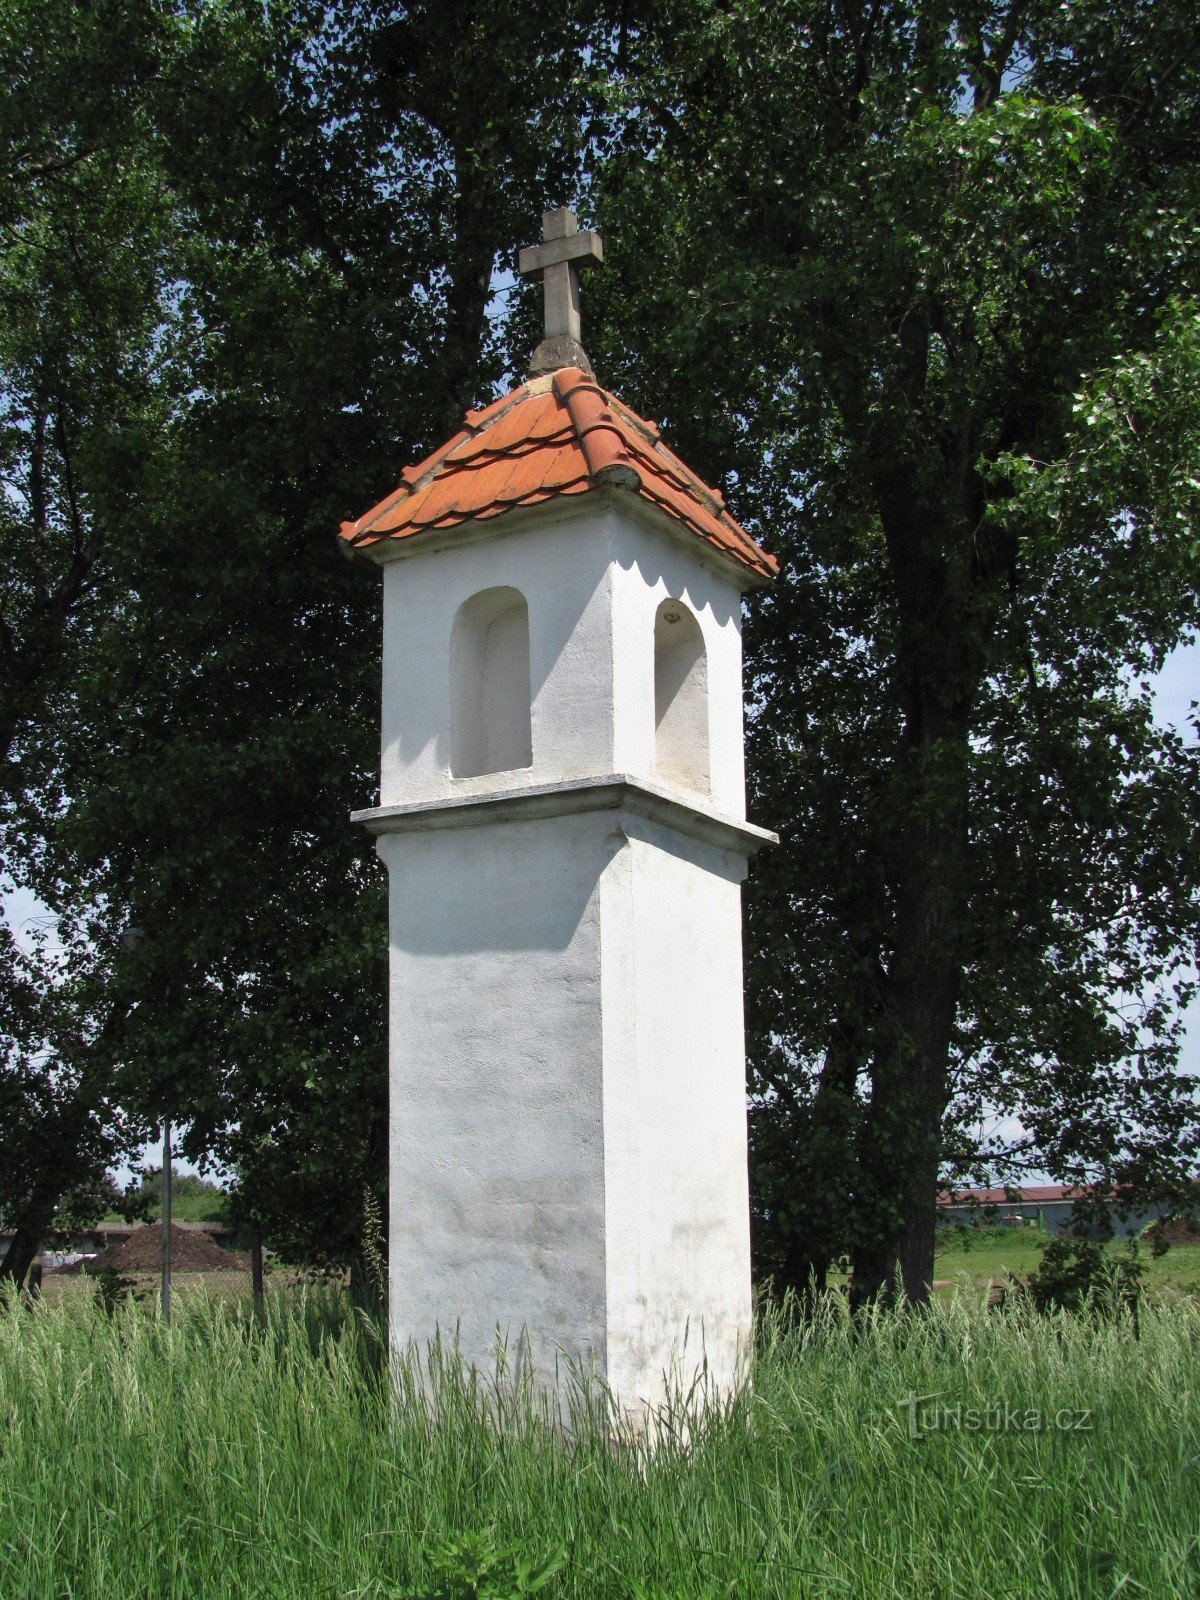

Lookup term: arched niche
[450,586,533,779]
[654,597,709,792]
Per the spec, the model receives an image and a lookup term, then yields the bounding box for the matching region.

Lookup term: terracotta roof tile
[340,368,777,581]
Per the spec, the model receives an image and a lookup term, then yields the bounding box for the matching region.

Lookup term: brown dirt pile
[1145,1215,1200,1247]
[81,1223,250,1275]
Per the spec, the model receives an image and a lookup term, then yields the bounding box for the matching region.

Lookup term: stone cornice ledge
[352,774,779,857]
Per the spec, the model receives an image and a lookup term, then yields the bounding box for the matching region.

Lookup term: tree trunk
[0,1170,65,1291]
[849,887,965,1302]
[429,134,500,442]
[784,1021,865,1303]
[848,467,984,1306]
[0,1024,133,1297]
[898,1168,939,1300]
[250,1225,264,1306]
[0,1216,49,1292]
[849,714,971,1305]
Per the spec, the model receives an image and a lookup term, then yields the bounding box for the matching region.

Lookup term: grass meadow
[1,1284,1196,1600]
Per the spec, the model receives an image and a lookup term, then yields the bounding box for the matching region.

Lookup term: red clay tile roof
[938,1186,1088,1206]
[338,367,777,582]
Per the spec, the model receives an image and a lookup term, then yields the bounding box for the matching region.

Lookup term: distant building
[937,1185,1169,1238]
[1,1219,234,1272]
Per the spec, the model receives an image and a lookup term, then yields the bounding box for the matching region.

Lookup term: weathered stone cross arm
[518,206,603,377]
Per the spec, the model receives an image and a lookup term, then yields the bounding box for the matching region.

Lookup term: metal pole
[161,1118,172,1323]
[251,1223,264,1309]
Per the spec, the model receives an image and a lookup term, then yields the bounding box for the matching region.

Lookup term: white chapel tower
[340,210,777,1418]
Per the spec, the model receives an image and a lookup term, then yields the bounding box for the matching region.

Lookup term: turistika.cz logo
[899,1392,1094,1440]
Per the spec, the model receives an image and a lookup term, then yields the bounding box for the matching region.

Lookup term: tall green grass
[1,1286,1195,1599]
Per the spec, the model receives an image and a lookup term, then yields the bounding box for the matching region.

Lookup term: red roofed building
[937,1184,1171,1237]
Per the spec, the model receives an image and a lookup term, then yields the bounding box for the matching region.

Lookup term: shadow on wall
[654,597,709,793]
[426,561,607,777]
[450,586,533,778]
[382,814,626,956]
[613,538,743,633]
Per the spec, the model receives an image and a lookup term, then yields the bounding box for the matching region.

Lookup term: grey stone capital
[352,773,778,860]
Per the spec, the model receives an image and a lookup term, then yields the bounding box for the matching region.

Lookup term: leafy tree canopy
[2,0,629,1278]
[585,0,1200,1298]
[3,0,1197,1305]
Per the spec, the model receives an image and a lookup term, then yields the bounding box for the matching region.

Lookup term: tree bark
[785,1019,865,1300]
[250,1224,264,1306]
[0,1202,54,1292]
[0,1008,135,1295]
[849,463,984,1305]
[432,138,500,440]
[850,787,968,1305]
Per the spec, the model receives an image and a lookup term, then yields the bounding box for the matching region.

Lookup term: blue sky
[1151,639,1199,1085]
[1153,638,1199,737]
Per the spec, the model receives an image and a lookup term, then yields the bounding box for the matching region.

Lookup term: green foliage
[1,1288,1198,1598]
[0,0,178,1279]
[587,0,1200,1299]
[3,0,1199,1306]
[1,0,626,1270]
[1026,1235,1145,1319]
[87,1267,140,1316]
[939,1218,1045,1253]
[409,1533,565,1600]
[128,1170,228,1225]
[350,1184,388,1317]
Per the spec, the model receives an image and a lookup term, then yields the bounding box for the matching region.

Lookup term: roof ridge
[591,386,733,530]
[554,368,643,491]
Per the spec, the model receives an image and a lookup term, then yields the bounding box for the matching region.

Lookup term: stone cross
[518,207,603,376]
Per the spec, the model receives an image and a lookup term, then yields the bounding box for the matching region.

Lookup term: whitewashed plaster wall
[380,504,616,805]
[379,811,615,1379]
[607,510,746,817]
[379,804,753,1411]
[369,488,763,1418]
[378,493,747,816]
[600,818,753,1409]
